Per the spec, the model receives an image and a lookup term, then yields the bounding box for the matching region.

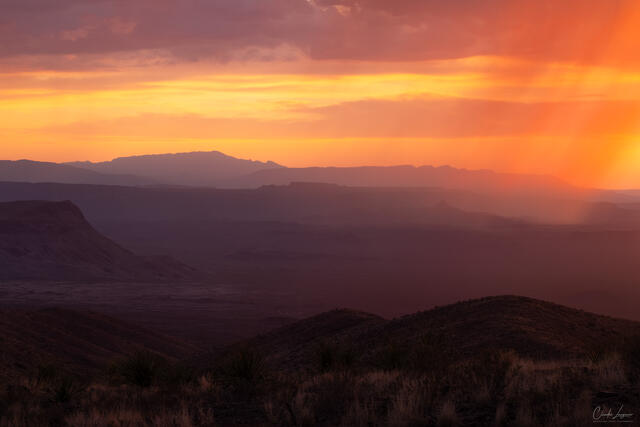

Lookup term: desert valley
[4,1,640,424]
[1,152,640,425]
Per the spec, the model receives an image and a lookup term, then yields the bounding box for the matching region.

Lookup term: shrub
[622,334,640,380]
[587,343,609,364]
[437,400,460,427]
[221,347,265,383]
[410,332,451,372]
[36,364,58,385]
[376,340,408,371]
[113,351,163,388]
[51,377,78,404]
[315,340,356,373]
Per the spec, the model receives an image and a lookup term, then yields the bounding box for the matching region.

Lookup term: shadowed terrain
[0,308,197,382]
[2,296,640,426]
[2,159,640,425]
[2,182,640,323]
[242,296,640,372]
[0,200,198,282]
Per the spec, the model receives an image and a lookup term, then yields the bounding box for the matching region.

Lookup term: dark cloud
[0,0,636,66]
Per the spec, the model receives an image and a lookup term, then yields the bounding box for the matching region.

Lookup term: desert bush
[387,377,430,426]
[621,334,640,380]
[591,352,626,387]
[162,361,197,387]
[111,351,163,388]
[494,403,507,427]
[310,372,354,423]
[264,372,357,426]
[410,332,451,372]
[473,350,515,394]
[36,364,58,385]
[108,351,194,389]
[514,404,535,427]
[586,344,608,364]
[315,340,356,373]
[51,376,78,403]
[436,399,460,427]
[375,340,408,371]
[265,387,315,426]
[219,346,266,384]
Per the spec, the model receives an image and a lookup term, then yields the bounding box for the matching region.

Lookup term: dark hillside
[0,308,197,381]
[245,296,640,372]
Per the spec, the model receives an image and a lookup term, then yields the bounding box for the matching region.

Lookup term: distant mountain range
[0,200,197,281]
[1,180,638,227]
[0,181,524,227]
[66,151,283,187]
[225,165,574,194]
[0,160,156,186]
[1,151,639,226]
[0,150,621,198]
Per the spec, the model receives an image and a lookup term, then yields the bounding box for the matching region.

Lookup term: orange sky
[2,0,640,188]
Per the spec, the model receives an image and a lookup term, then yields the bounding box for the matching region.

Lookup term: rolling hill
[0,307,198,382]
[3,296,640,426]
[243,295,640,372]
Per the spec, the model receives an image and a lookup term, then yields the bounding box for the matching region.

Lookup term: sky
[2,0,640,188]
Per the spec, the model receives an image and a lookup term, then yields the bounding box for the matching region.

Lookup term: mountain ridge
[226,164,575,194]
[67,150,284,187]
[0,160,155,186]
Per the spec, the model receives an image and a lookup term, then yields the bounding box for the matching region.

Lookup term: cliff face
[0,200,197,282]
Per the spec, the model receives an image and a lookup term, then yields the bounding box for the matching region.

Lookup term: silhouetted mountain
[0,160,154,186]
[0,200,197,281]
[67,151,283,186]
[244,296,640,372]
[227,165,576,194]
[0,307,197,381]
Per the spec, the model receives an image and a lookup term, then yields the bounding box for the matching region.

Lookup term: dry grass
[1,349,639,427]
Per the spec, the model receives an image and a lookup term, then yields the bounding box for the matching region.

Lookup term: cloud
[39,95,640,140]
[31,95,640,186]
[108,18,137,36]
[61,27,93,42]
[1,0,640,69]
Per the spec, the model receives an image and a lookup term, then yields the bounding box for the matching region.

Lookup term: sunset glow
[2,0,640,188]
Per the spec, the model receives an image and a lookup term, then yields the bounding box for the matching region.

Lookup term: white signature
[593,405,634,423]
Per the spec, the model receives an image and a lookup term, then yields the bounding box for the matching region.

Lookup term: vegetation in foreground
[2,335,640,427]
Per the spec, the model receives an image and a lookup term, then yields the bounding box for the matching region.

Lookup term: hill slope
[0,308,197,381]
[0,200,197,281]
[244,296,640,371]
